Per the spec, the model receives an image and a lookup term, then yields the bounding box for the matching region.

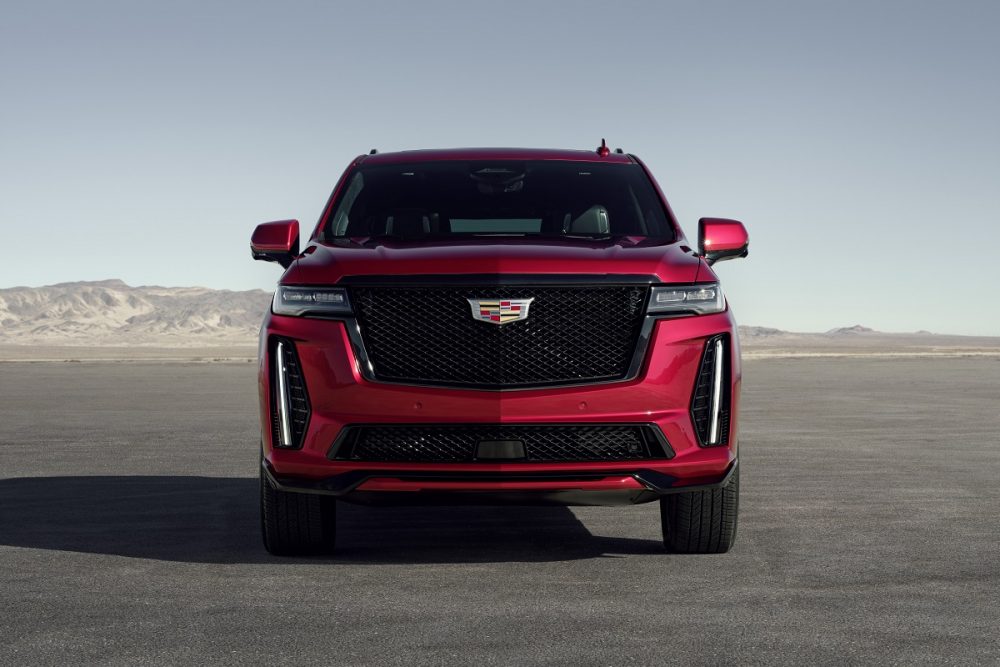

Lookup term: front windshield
[323,160,675,241]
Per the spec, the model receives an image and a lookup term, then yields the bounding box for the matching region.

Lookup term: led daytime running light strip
[275,341,292,447]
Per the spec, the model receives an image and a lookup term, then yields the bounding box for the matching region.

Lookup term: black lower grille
[331,424,671,462]
[271,337,310,449]
[690,334,730,446]
[351,283,649,388]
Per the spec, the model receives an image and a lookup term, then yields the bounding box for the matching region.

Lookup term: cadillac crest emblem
[467,298,534,325]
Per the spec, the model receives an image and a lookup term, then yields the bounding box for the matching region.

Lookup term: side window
[331,172,365,236]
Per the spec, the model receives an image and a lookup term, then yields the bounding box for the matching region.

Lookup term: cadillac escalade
[251,144,749,555]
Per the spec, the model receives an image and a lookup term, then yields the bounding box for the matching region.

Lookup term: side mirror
[698,218,748,265]
[251,220,300,268]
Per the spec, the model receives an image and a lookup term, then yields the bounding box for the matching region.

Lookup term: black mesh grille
[271,337,310,449]
[690,335,729,446]
[351,284,649,388]
[334,424,667,462]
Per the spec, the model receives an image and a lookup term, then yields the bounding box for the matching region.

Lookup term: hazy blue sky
[2,1,999,334]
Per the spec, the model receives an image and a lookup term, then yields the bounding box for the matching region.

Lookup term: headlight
[647,283,725,315]
[272,286,352,317]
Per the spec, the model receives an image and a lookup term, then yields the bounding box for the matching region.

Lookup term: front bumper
[262,458,739,506]
[259,309,741,505]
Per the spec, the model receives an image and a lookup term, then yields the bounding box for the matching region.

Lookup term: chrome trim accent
[708,338,724,444]
[275,341,292,447]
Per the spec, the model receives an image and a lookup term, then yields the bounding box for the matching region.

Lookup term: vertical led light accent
[275,341,292,447]
[708,338,724,445]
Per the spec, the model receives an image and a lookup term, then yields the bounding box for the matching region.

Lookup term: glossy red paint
[259,308,741,492]
[251,219,299,253]
[698,218,749,263]
[255,148,747,508]
[287,238,702,286]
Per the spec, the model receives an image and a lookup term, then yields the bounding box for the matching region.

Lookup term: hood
[284,237,705,285]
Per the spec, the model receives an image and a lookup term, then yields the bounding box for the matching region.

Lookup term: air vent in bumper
[690,334,730,446]
[270,337,310,449]
[329,424,673,463]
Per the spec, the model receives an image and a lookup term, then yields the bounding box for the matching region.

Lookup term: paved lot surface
[1,358,998,665]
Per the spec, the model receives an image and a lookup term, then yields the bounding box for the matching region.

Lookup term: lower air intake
[331,424,672,462]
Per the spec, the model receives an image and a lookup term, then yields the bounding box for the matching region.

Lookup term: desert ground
[1,357,998,665]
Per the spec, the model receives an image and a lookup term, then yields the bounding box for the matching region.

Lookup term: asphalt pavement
[1,357,998,665]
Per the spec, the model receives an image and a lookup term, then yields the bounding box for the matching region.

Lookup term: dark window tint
[324,161,674,241]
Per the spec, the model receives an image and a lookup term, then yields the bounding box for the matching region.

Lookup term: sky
[2,0,999,335]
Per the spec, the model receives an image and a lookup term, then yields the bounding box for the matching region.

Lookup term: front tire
[660,465,739,553]
[260,467,337,556]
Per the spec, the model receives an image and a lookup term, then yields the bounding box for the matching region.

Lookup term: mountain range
[0,280,270,346]
[1,281,997,356]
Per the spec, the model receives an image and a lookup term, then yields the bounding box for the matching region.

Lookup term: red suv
[251,146,749,555]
